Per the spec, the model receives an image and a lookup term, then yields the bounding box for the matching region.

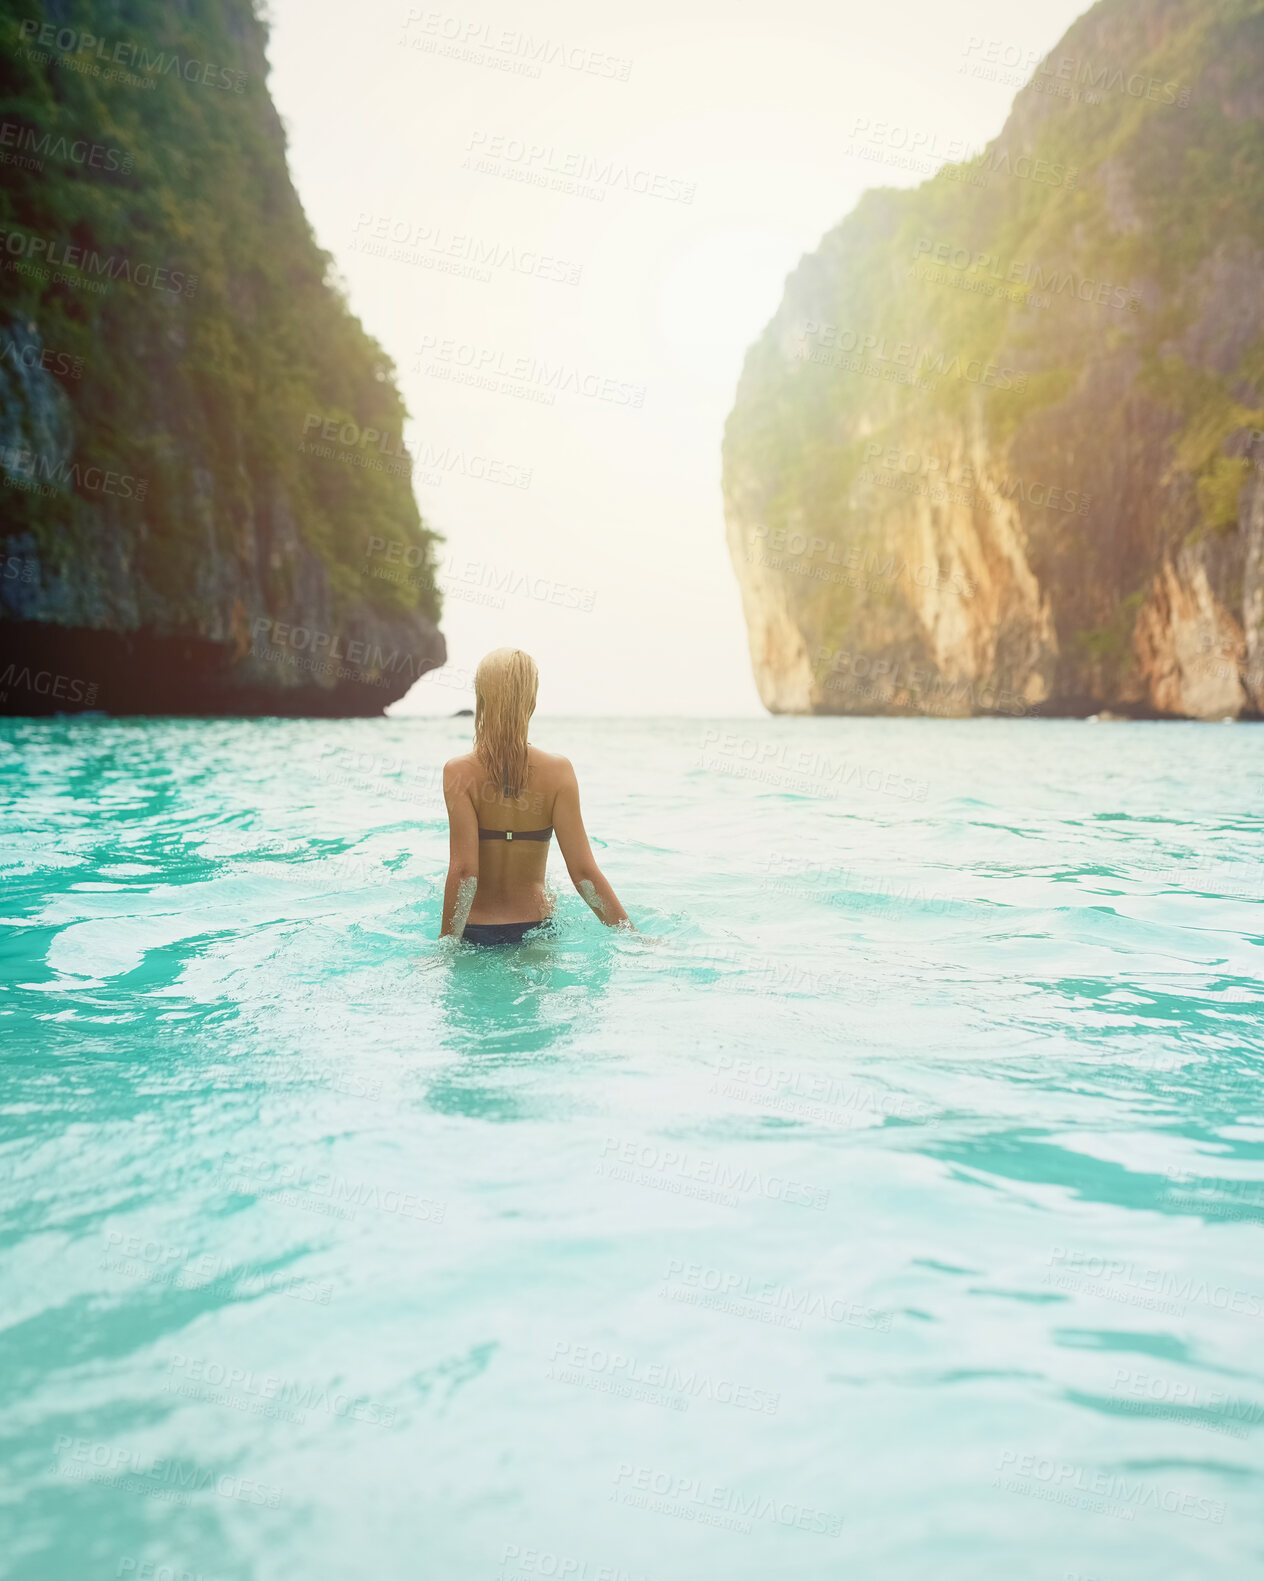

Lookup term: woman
[440,648,632,943]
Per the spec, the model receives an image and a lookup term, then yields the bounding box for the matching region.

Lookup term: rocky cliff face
[0,0,443,714]
[723,0,1264,719]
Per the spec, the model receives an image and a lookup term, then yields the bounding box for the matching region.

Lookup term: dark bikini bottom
[462,920,547,947]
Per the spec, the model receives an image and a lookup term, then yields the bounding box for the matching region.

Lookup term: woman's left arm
[439,761,480,938]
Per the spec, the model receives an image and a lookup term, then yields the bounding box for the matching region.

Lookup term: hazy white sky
[266,0,1088,715]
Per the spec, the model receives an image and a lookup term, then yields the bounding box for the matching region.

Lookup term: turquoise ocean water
[1,714,1262,1580]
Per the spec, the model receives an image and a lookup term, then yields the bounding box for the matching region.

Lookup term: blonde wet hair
[473,647,538,799]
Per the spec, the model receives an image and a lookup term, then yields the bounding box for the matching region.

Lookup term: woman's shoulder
[442,751,480,785]
[528,745,576,782]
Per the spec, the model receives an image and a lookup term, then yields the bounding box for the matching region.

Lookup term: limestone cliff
[0,0,443,714]
[723,0,1264,719]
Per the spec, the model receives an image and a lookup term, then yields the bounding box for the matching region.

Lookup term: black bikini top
[478,776,552,841]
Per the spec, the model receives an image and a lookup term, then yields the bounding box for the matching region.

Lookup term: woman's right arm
[552,757,632,928]
[439,760,480,938]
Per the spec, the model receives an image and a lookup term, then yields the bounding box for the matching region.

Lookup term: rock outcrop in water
[0,0,443,715]
[723,0,1264,719]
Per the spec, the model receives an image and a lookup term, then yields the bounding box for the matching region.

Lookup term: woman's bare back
[439,651,630,939]
[445,746,567,925]
[441,742,630,936]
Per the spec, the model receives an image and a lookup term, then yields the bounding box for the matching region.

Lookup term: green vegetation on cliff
[0,0,438,642]
[724,0,1264,718]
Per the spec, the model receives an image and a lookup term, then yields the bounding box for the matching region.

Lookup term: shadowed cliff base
[724,0,1264,721]
[0,618,445,717]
